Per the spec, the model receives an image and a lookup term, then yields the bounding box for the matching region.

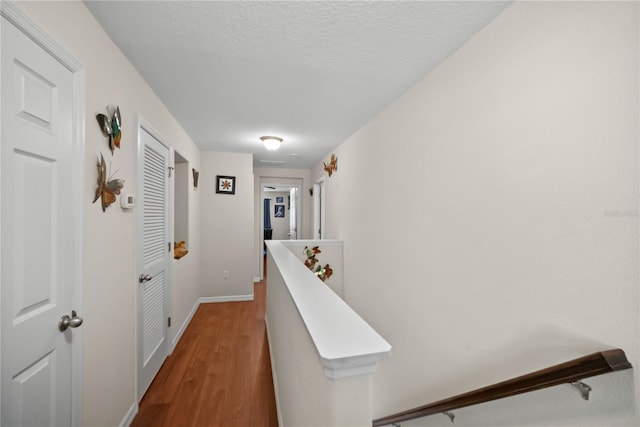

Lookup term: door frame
[134,115,173,402]
[313,177,326,239]
[0,2,86,425]
[259,180,302,280]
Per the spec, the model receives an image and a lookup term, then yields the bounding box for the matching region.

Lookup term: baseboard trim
[119,402,138,427]
[265,314,283,427]
[199,294,254,303]
[171,300,200,354]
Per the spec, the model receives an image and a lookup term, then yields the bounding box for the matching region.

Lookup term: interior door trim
[313,177,326,240]
[0,3,86,426]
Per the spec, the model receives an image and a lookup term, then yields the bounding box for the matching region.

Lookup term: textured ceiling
[85,1,511,168]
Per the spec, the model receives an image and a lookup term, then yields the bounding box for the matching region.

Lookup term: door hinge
[168,166,174,178]
[168,317,171,327]
[168,242,171,252]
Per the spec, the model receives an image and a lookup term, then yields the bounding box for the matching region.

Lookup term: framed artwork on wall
[274,205,285,218]
[276,196,284,203]
[216,175,236,194]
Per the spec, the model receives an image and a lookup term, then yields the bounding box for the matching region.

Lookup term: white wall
[171,152,200,352]
[174,160,189,244]
[13,1,202,425]
[200,152,254,299]
[312,1,639,425]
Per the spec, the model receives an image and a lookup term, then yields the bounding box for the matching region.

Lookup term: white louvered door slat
[136,123,171,401]
[143,144,166,268]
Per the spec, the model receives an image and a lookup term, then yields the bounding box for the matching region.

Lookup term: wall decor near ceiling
[93,152,124,212]
[192,168,199,189]
[216,175,236,194]
[303,246,334,282]
[323,153,338,177]
[96,105,122,154]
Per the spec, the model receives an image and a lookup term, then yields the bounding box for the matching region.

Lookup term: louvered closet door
[136,123,171,400]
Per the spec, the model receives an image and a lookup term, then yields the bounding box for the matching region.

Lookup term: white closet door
[136,123,171,400]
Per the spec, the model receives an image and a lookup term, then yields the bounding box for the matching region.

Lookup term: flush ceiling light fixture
[260,136,283,151]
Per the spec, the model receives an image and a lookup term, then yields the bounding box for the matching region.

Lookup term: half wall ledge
[267,239,392,379]
[321,351,392,379]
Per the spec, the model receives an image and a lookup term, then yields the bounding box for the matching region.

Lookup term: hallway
[131,279,278,427]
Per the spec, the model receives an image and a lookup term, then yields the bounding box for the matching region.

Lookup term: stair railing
[373,348,632,427]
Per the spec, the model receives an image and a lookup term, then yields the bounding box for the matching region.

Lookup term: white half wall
[266,240,390,426]
[312,1,639,425]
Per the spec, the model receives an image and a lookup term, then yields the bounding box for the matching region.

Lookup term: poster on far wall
[276,196,283,203]
[274,205,285,218]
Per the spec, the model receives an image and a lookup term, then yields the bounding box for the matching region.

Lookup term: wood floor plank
[131,280,278,427]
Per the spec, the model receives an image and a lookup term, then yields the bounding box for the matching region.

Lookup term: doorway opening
[260,181,302,280]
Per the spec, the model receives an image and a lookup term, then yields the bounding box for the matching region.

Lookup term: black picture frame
[276,196,284,203]
[216,175,236,194]
[274,205,285,218]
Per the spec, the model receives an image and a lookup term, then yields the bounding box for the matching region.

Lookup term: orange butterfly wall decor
[323,153,338,177]
[93,152,124,212]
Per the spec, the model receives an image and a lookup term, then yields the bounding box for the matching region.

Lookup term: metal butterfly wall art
[323,153,338,177]
[192,168,199,189]
[303,245,321,270]
[93,152,124,212]
[96,106,122,154]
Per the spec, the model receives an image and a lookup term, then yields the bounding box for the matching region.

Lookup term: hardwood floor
[131,278,278,427]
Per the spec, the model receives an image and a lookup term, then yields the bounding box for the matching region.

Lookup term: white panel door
[136,123,171,400]
[1,13,82,427]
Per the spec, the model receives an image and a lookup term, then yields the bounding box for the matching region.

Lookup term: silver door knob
[59,310,83,332]
[139,274,152,283]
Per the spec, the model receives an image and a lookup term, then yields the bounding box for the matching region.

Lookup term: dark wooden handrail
[373,349,632,427]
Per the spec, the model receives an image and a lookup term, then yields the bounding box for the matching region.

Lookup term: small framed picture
[216,175,236,195]
[276,196,284,203]
[274,205,285,218]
